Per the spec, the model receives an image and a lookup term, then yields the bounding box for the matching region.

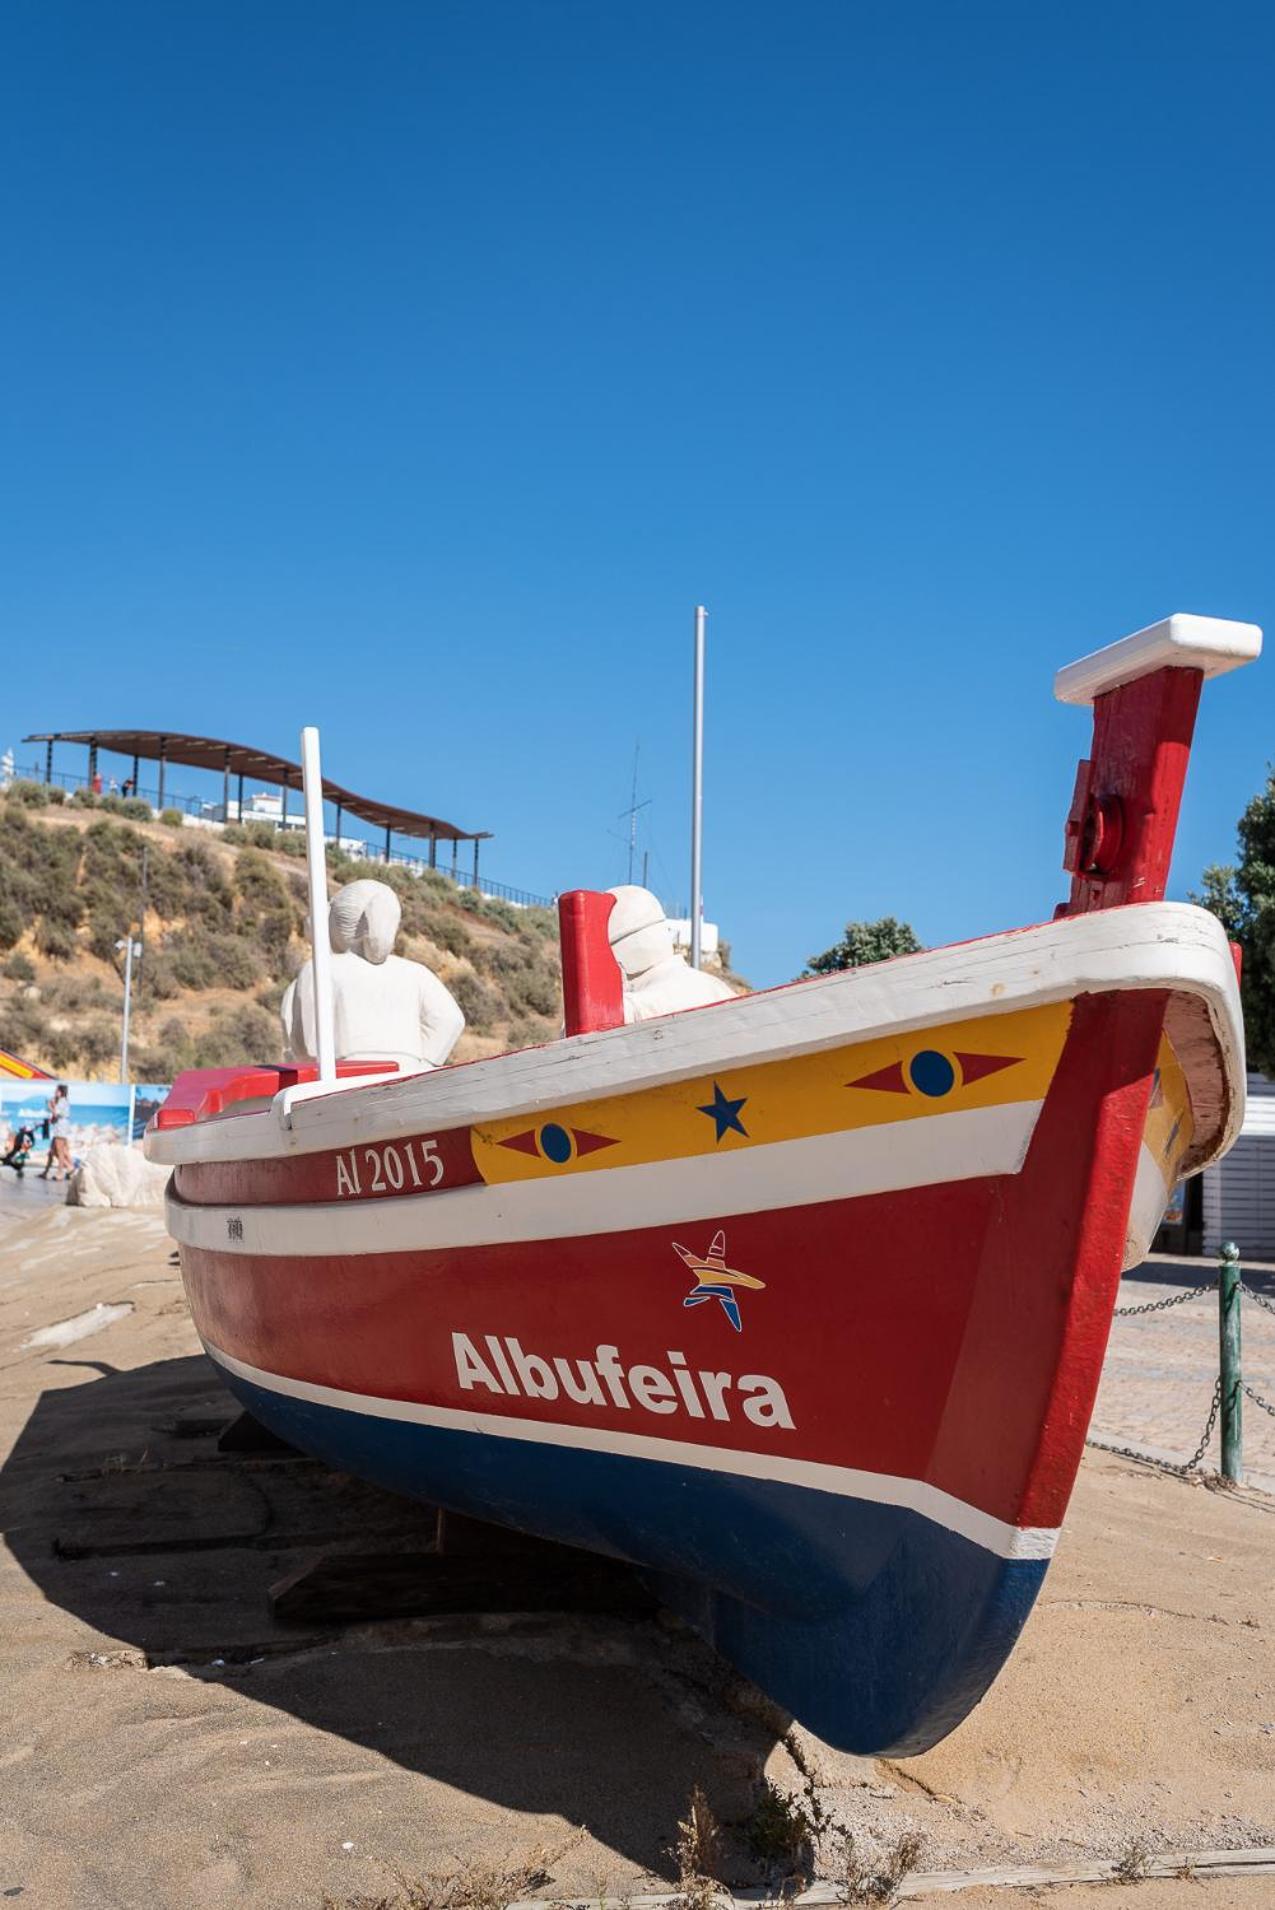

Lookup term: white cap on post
[1054,613,1262,707]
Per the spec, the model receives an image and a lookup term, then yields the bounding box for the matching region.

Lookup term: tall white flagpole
[690,605,706,970]
[300,726,336,1082]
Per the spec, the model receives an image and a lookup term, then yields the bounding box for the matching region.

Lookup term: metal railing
[5,762,554,910]
[1094,1241,1274,1483]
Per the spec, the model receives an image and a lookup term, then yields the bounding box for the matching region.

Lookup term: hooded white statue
[606,884,737,1023]
[281,878,465,1071]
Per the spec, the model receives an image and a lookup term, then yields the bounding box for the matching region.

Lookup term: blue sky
[4,2,1273,985]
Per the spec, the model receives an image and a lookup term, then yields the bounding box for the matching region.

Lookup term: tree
[1195,768,1275,1076]
[804,916,923,977]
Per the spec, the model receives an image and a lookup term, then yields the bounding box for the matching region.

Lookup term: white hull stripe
[167,1099,1042,1257]
[1123,1141,1173,1273]
[204,1340,1058,1564]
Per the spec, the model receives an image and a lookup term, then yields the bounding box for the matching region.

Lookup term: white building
[668,917,721,963]
[1202,1073,1275,1259]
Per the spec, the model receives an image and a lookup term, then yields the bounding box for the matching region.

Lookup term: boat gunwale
[143,901,1243,1173]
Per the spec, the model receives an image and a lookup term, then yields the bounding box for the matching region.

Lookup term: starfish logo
[672,1230,766,1333]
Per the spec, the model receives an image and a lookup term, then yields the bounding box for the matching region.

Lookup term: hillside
[0,782,564,1080]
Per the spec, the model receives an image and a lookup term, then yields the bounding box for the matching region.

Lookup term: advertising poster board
[132,1084,172,1140]
[1,1080,141,1170]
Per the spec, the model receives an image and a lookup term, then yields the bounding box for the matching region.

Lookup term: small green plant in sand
[1112,1836,1152,1884]
[743,1778,816,1880]
[827,1827,925,1906]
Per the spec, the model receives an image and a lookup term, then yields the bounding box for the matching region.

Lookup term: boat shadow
[0,1351,789,1880]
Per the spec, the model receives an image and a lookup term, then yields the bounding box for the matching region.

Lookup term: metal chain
[1113,1278,1217,1317]
[1096,1254,1266,1472]
[1184,1378,1224,1470]
[1087,1377,1221,1478]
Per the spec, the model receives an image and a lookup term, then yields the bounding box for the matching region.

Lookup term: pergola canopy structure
[23,729,489,848]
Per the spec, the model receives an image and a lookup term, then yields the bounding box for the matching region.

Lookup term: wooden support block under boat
[216,1408,302,1457]
[268,1537,656,1626]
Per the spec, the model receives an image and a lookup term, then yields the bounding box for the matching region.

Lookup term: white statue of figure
[607,885,737,1024]
[281,878,465,1070]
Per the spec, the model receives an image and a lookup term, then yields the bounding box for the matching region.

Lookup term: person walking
[39,1084,72,1181]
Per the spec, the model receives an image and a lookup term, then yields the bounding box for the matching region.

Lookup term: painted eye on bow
[848,1048,1022,1099]
[497,1122,619,1164]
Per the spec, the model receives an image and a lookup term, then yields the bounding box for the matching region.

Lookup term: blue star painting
[697,1081,748,1141]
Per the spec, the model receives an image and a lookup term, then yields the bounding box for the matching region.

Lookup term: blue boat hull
[226,1365,1046,1754]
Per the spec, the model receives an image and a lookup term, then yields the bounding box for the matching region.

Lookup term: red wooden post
[1055,615,1261,918]
[558,890,625,1036]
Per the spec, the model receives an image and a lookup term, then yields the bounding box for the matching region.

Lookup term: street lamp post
[116,937,142,1083]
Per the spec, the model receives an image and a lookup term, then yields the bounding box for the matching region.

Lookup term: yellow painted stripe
[472,1001,1073,1185]
[1143,1034,1195,1192]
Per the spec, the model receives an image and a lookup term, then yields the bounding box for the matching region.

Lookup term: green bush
[43,973,112,1015]
[189,1001,279,1067]
[0,900,23,951]
[34,919,76,960]
[85,903,124,963]
[140,951,181,1000]
[130,1041,185,1081]
[410,905,473,957]
[159,808,185,828]
[0,807,83,944]
[449,966,501,1034]
[44,1026,82,1071]
[2,950,35,981]
[520,906,559,940]
[205,933,263,989]
[225,821,285,851]
[505,1014,556,1050]
[70,787,100,809]
[476,938,561,1019]
[75,1020,120,1070]
[168,941,220,989]
[98,794,154,823]
[5,780,49,809]
[0,995,49,1053]
[233,849,296,957]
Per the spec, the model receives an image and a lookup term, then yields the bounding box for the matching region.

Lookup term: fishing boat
[146,614,1257,1755]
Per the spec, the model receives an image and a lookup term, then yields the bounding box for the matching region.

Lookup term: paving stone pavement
[1092,1253,1275,1493]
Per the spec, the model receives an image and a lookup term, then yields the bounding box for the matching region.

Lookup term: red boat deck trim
[155,1060,399,1130]
[201,1338,1059,1564]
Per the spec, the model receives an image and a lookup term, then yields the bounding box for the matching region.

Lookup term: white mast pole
[300,726,336,1082]
[690,604,706,970]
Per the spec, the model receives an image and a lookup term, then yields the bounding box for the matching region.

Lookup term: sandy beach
[2,1198,1273,1908]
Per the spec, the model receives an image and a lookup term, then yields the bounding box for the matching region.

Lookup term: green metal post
[1219,1240,1242,1484]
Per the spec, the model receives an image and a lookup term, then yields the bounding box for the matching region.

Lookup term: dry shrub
[674,1785,723,1910]
[830,1827,925,1906]
[321,1838,567,1910]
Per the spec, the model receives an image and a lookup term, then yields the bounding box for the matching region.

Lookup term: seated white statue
[281,878,464,1070]
[607,885,737,1024]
